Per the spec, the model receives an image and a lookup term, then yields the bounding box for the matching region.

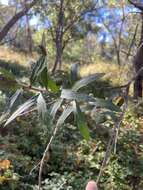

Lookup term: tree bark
[0,0,37,43]
[129,0,143,98]
[24,0,33,54]
[53,39,63,72]
[52,0,64,73]
[134,14,143,98]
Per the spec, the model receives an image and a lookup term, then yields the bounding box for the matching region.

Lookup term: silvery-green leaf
[56,105,74,126]
[92,98,121,112]
[50,98,63,119]
[37,93,47,121]
[9,89,23,110]
[73,101,90,140]
[61,89,96,102]
[72,73,105,91]
[4,98,36,126]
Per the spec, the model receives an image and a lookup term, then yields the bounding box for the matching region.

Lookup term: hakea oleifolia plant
[2,45,143,189]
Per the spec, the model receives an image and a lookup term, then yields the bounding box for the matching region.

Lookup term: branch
[18,82,48,93]
[63,4,101,35]
[129,0,143,11]
[126,23,138,59]
[0,0,37,42]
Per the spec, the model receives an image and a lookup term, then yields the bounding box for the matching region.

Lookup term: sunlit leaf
[72,73,105,91]
[47,78,60,93]
[39,67,59,92]
[50,98,63,119]
[4,97,36,126]
[37,93,47,121]
[9,89,23,110]
[56,105,74,126]
[61,89,96,102]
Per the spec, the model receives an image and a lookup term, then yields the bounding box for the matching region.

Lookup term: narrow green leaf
[73,101,90,141]
[39,67,48,89]
[39,67,59,92]
[0,67,15,80]
[30,55,46,84]
[47,77,59,93]
[72,73,105,91]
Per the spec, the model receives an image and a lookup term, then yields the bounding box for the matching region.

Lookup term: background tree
[38,0,100,72]
[129,0,143,98]
[0,0,37,43]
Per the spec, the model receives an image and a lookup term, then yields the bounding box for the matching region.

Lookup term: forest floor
[0,47,143,190]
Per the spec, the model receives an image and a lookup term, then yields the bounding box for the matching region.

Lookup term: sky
[0,0,39,26]
[1,0,8,5]
[0,0,138,42]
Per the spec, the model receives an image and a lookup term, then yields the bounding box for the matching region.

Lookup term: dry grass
[0,46,133,86]
[80,59,132,86]
[0,46,37,67]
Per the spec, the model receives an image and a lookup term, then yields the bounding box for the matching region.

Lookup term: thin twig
[38,124,60,190]
[126,23,138,60]
[18,82,48,93]
[113,85,129,154]
[29,161,41,176]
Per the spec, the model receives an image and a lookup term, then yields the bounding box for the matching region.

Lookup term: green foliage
[73,101,90,140]
[1,42,143,190]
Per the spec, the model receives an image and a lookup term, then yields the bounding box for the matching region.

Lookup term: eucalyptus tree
[0,0,37,43]
[38,0,99,72]
[128,0,143,98]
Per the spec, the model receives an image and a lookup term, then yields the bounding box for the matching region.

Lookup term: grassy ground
[80,60,132,86]
[0,46,37,68]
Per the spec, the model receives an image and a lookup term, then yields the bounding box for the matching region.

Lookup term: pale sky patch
[0,0,8,5]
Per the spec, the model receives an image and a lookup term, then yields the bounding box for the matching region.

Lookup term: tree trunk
[52,39,63,72]
[0,0,36,43]
[24,0,33,54]
[52,0,64,73]
[134,14,143,99]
